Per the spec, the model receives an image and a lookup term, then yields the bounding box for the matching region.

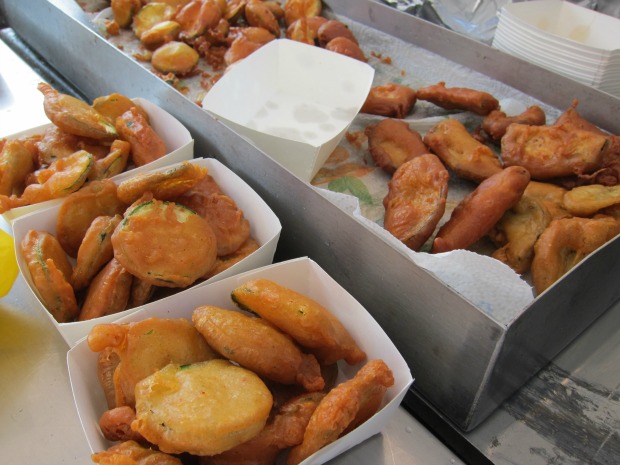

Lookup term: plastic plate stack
[492,0,620,97]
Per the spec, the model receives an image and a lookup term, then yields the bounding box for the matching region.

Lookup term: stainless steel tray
[3,0,620,433]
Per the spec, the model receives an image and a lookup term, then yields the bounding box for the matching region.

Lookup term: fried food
[283,0,322,27]
[99,406,145,443]
[116,106,167,167]
[202,392,325,465]
[193,305,325,391]
[563,184,620,217]
[117,161,207,204]
[72,214,122,290]
[172,171,223,208]
[317,19,357,47]
[199,193,251,256]
[479,105,546,142]
[231,279,366,365]
[523,180,570,220]
[383,154,449,251]
[531,215,620,294]
[151,40,200,75]
[132,359,273,456]
[38,82,118,140]
[20,230,78,323]
[0,138,36,196]
[501,123,609,180]
[56,179,126,257]
[92,93,147,123]
[416,81,500,116]
[432,166,531,253]
[360,83,417,119]
[88,317,218,407]
[128,277,156,308]
[225,27,276,66]
[111,198,218,287]
[365,119,428,174]
[111,0,142,29]
[89,139,131,181]
[78,258,134,321]
[286,359,394,465]
[91,440,182,465]
[424,118,503,182]
[489,195,552,274]
[176,0,222,40]
[245,0,280,38]
[98,347,121,409]
[325,36,366,61]
[203,237,260,279]
[15,150,94,208]
[286,16,327,45]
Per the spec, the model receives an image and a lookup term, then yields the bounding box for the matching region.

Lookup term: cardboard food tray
[1,97,194,223]
[67,257,414,464]
[11,157,282,347]
[6,0,620,432]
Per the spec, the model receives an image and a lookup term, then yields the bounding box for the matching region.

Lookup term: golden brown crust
[366,119,428,174]
[361,83,417,119]
[416,81,500,116]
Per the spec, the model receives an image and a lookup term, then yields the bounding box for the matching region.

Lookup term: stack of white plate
[492,0,620,97]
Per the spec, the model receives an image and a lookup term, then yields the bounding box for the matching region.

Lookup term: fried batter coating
[202,392,325,465]
[89,139,131,181]
[245,0,281,38]
[128,277,156,309]
[116,106,167,167]
[531,215,620,294]
[91,440,182,465]
[98,347,121,409]
[225,27,276,66]
[563,184,620,217]
[432,166,531,253]
[424,118,503,182]
[176,0,222,40]
[193,305,325,391]
[366,119,428,174]
[99,406,145,443]
[416,81,500,116]
[72,215,122,290]
[317,19,357,47]
[286,16,327,45]
[231,279,366,365]
[35,126,107,166]
[78,258,133,321]
[383,154,449,251]
[286,359,394,465]
[38,82,118,140]
[523,180,570,220]
[112,198,218,287]
[111,0,142,29]
[360,83,417,119]
[203,237,260,279]
[489,195,552,274]
[325,37,366,61]
[0,138,36,196]
[88,317,217,407]
[56,179,126,257]
[480,105,546,142]
[117,161,208,204]
[283,0,322,27]
[92,93,146,123]
[132,359,273,456]
[20,230,78,323]
[501,123,609,180]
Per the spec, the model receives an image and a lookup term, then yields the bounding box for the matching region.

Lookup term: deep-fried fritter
[383,154,449,251]
[366,119,428,174]
[20,229,78,323]
[424,118,503,182]
[231,279,366,366]
[56,179,126,257]
[112,198,218,288]
[501,123,609,180]
[286,360,394,465]
[563,184,620,217]
[78,258,133,321]
[197,193,251,256]
[360,83,417,119]
[99,406,145,443]
[116,106,167,166]
[432,166,531,253]
[91,440,182,465]
[87,317,218,407]
[89,139,131,181]
[480,105,546,142]
[325,36,365,61]
[317,19,357,47]
[202,237,260,279]
[132,359,273,456]
[531,215,620,294]
[416,81,500,116]
[193,305,325,391]
[0,138,36,196]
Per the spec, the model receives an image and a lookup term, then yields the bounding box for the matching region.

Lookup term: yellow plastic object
[0,229,18,297]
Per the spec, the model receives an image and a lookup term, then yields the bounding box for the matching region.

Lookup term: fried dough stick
[432,166,531,253]
[479,105,546,142]
[202,392,326,465]
[424,118,503,183]
[286,360,394,465]
[416,81,500,116]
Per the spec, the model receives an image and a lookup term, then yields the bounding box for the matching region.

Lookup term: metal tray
[3,0,620,433]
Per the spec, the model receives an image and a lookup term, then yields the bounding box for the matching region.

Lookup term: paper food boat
[2,97,194,223]
[202,39,375,182]
[12,157,281,346]
[67,257,413,464]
